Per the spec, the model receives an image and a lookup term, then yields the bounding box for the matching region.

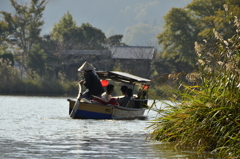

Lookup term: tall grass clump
[147,16,240,157]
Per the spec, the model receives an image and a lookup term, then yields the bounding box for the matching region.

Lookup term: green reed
[147,16,240,158]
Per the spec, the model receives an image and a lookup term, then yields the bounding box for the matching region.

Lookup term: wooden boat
[67,71,151,120]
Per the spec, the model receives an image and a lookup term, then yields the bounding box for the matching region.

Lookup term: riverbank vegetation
[148,4,240,158]
[0,59,77,95]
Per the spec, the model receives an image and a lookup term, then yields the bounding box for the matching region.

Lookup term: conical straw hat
[78,61,95,71]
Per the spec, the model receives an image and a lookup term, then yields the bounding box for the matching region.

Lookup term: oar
[70,83,82,118]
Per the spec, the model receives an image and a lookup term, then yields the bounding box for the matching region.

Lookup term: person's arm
[101,92,107,101]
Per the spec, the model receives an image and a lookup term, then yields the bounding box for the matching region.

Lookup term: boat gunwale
[68,99,146,111]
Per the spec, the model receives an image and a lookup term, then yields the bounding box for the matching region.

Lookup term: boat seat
[92,95,108,105]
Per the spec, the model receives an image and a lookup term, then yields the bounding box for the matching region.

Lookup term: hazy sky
[0,0,192,47]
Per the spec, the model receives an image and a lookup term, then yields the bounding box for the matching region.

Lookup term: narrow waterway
[0,95,218,159]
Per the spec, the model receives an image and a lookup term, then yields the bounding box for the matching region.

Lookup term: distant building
[61,50,110,80]
[61,50,110,56]
[61,46,155,79]
[109,46,155,77]
[110,46,155,60]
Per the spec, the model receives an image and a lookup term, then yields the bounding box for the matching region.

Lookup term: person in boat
[101,84,119,105]
[117,86,132,107]
[101,84,114,101]
[78,61,104,99]
[92,84,119,105]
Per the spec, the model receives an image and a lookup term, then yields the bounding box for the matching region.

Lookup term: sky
[0,0,193,48]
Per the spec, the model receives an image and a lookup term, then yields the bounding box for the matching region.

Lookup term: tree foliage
[51,11,83,50]
[187,0,240,40]
[106,34,125,47]
[155,8,198,74]
[158,7,199,66]
[28,44,47,78]
[156,0,240,74]
[0,20,10,45]
[80,23,106,50]
[51,12,106,50]
[52,11,77,41]
[0,0,47,74]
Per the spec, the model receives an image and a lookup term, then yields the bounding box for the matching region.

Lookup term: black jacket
[84,71,104,97]
[117,96,131,107]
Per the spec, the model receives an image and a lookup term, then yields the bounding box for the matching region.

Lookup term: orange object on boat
[101,80,108,87]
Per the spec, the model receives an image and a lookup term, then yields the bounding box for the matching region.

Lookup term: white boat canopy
[96,71,150,85]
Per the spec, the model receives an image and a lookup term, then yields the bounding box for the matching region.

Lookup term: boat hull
[68,100,146,120]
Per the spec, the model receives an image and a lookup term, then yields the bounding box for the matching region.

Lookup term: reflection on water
[0,96,218,159]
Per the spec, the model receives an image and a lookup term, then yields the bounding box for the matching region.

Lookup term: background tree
[0,20,11,45]
[150,0,240,98]
[39,34,59,79]
[52,13,107,51]
[156,7,199,73]
[191,0,240,46]
[51,11,83,50]
[155,0,240,75]
[106,34,125,47]
[27,44,47,78]
[0,0,47,77]
[80,23,106,50]
[52,11,77,41]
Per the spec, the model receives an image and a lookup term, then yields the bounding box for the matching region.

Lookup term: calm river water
[0,95,218,159]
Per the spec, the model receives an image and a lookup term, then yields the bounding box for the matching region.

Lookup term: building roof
[110,46,155,60]
[62,46,155,60]
[62,50,110,56]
